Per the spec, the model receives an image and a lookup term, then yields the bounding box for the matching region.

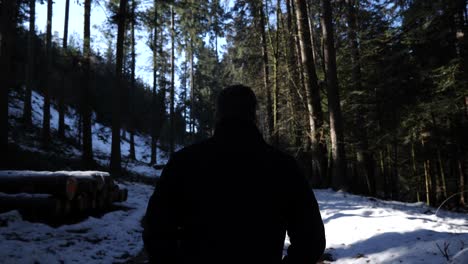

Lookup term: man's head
[216,84,257,123]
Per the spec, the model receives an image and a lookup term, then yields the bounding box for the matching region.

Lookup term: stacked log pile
[0,171,128,220]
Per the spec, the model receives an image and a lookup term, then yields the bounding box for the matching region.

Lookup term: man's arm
[143,155,182,264]
[282,161,326,264]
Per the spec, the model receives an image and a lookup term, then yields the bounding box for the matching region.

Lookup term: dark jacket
[143,119,325,264]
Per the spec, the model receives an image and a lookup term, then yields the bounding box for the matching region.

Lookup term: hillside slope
[7,88,165,178]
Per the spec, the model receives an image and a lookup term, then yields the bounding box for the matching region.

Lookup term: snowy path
[1,183,468,263]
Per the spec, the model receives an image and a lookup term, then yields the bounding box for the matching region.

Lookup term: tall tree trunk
[0,0,17,167]
[258,0,274,141]
[111,0,128,177]
[345,0,375,195]
[306,1,319,70]
[272,0,280,145]
[82,0,93,168]
[42,0,53,148]
[58,0,70,138]
[320,0,346,190]
[285,0,303,150]
[159,25,167,153]
[150,0,158,165]
[169,5,175,154]
[129,0,136,160]
[294,0,327,186]
[23,0,35,127]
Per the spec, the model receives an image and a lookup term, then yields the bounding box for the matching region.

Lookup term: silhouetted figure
[143,85,325,264]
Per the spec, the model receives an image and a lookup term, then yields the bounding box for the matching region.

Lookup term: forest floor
[1,182,468,263]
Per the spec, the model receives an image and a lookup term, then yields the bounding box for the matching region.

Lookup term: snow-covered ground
[314,190,468,263]
[0,182,153,263]
[8,89,166,178]
[1,185,467,263]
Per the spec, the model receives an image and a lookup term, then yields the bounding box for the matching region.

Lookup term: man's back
[143,119,325,264]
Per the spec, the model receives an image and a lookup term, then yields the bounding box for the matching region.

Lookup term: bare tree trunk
[285,0,303,150]
[272,0,281,145]
[294,0,327,186]
[150,0,158,165]
[42,0,53,148]
[111,0,128,177]
[129,0,136,160]
[23,0,35,127]
[58,0,70,138]
[320,0,346,190]
[169,5,175,154]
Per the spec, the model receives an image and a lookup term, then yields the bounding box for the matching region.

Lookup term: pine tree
[344,0,375,195]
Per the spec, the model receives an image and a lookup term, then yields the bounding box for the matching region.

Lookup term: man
[143,85,325,264]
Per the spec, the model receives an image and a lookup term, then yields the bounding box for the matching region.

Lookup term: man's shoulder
[171,138,214,159]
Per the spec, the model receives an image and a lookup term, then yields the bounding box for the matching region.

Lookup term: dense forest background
[0,0,467,208]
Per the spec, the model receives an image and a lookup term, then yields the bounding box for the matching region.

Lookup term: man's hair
[216,84,257,122]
